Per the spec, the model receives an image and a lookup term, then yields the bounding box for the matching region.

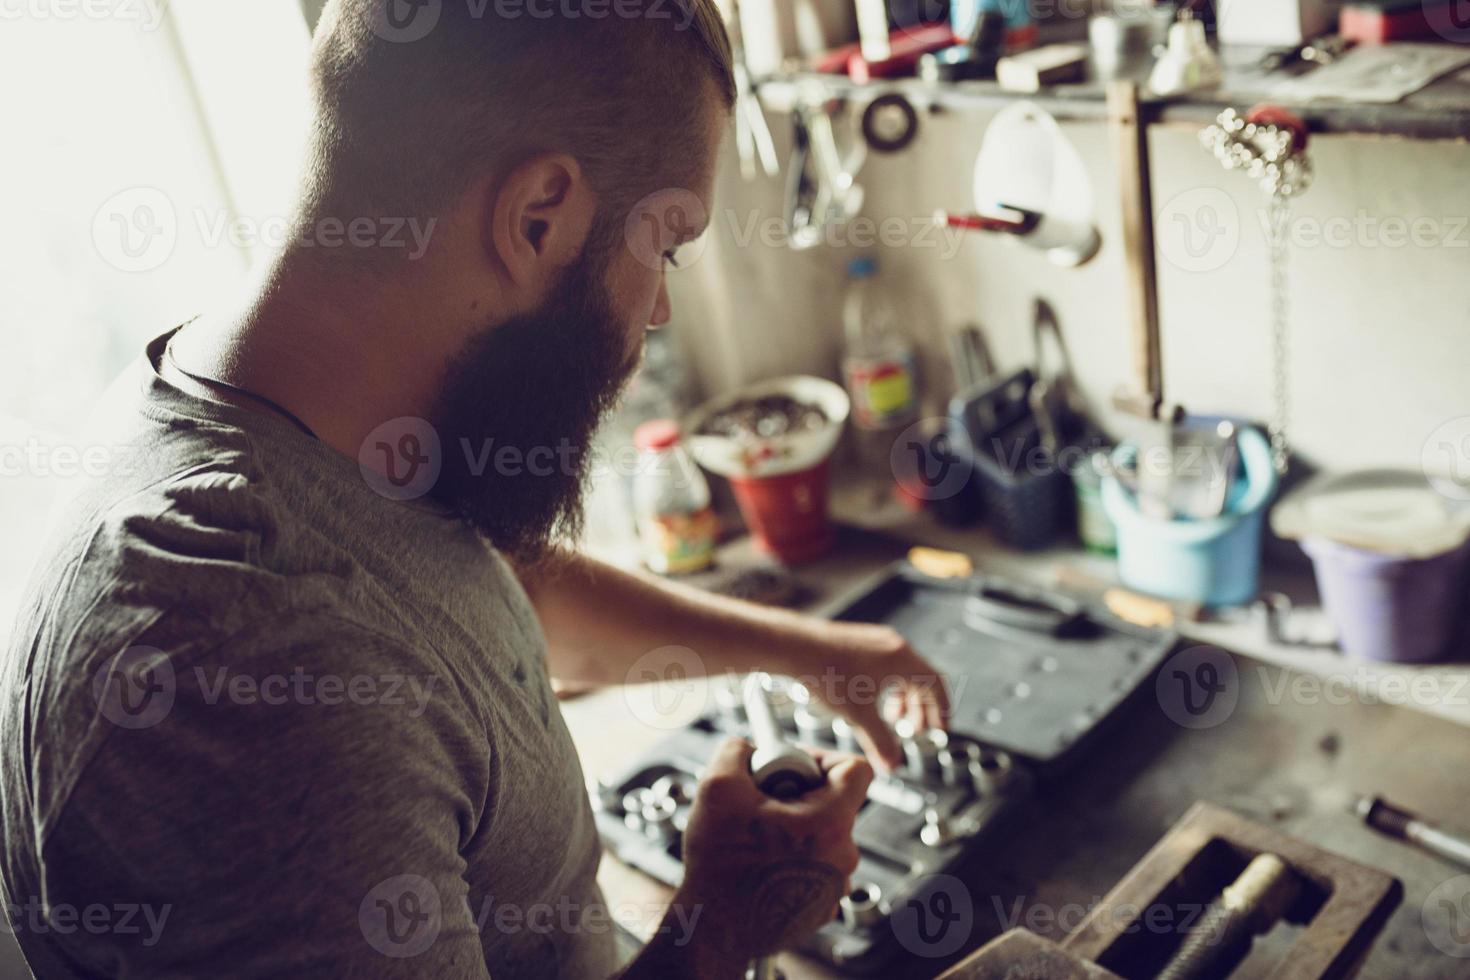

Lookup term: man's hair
[303,0,734,233]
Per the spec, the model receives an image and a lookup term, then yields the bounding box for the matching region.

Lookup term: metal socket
[969,747,1014,796]
[938,739,983,788]
[897,719,948,781]
[794,703,836,745]
[920,807,954,848]
[622,788,653,832]
[649,773,694,808]
[640,794,678,844]
[759,674,799,734]
[839,883,884,931]
[831,716,859,753]
[714,675,747,727]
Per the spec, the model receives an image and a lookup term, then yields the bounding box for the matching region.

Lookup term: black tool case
[591,562,1178,972]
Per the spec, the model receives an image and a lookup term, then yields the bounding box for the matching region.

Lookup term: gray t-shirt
[0,330,617,978]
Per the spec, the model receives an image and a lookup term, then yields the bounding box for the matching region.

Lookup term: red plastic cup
[727,460,835,564]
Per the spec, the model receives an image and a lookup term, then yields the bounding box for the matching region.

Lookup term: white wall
[670,102,1470,475]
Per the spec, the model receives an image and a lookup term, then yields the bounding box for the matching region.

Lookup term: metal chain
[1200,109,1314,474]
[1267,194,1292,475]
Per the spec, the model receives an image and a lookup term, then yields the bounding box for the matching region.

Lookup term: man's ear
[486,153,596,291]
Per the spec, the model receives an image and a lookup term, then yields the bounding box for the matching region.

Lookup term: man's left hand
[789,621,950,772]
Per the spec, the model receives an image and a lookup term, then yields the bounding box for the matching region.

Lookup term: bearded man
[0,1,948,976]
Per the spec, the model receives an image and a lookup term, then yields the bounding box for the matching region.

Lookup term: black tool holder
[592,563,1178,972]
[944,301,1102,549]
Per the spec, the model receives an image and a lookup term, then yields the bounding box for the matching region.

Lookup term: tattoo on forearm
[743,859,844,948]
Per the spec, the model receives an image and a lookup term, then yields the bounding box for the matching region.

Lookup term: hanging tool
[743,672,826,980]
[717,0,779,181]
[859,93,919,154]
[1356,795,1470,871]
[1201,104,1314,475]
[784,85,865,250]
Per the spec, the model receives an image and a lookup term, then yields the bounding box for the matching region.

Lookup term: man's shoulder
[0,424,426,827]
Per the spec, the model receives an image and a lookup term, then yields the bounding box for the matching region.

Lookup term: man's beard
[429,252,638,564]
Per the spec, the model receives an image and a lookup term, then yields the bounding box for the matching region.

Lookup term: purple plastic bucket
[1302,536,1470,663]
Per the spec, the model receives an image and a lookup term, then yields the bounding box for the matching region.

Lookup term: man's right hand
[622,737,872,979]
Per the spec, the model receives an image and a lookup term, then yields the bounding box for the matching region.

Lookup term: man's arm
[517,551,949,769]
[38,619,496,978]
[616,739,873,980]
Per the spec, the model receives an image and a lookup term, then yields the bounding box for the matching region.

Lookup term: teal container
[1101,425,1279,607]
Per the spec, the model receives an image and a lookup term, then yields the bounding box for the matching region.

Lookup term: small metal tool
[746,674,821,799]
[784,85,865,251]
[743,674,827,980]
[839,882,884,930]
[1356,795,1470,871]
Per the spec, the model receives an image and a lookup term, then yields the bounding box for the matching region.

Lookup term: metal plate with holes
[591,566,1177,972]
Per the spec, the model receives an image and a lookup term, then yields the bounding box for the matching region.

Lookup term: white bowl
[684,376,850,479]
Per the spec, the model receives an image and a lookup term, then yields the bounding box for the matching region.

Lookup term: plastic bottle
[632,420,718,575]
[842,256,919,437]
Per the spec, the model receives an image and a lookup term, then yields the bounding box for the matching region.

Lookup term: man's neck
[165,249,454,461]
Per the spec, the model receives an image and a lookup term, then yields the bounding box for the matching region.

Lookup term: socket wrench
[745,673,823,800]
[743,673,826,980]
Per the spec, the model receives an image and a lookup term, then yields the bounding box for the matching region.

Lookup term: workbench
[565,513,1470,978]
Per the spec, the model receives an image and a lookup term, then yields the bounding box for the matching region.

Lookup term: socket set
[592,563,1178,971]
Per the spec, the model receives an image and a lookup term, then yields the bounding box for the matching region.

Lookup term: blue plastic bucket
[1101,425,1278,606]
[1301,536,1470,663]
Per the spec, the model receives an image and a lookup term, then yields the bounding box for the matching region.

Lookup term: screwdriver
[1356,795,1470,870]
